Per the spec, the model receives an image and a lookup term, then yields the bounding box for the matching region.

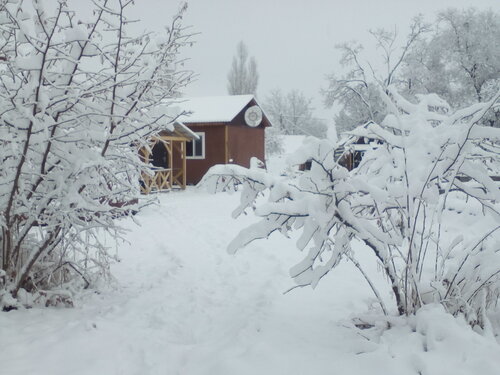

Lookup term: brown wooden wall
[185,124,226,184]
[226,100,267,168]
[227,123,265,168]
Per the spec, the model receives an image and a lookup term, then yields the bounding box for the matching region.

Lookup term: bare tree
[404,8,500,126]
[227,41,259,95]
[326,8,500,134]
[265,89,327,138]
[323,16,430,132]
[0,0,193,309]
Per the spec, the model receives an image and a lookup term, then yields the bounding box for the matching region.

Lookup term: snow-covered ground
[2,189,500,374]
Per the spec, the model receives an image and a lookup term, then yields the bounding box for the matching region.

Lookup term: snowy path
[2,190,500,374]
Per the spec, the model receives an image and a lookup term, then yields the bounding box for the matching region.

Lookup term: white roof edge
[258,104,274,128]
[174,121,200,140]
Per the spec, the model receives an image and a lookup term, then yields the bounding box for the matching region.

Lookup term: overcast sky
[135,0,499,120]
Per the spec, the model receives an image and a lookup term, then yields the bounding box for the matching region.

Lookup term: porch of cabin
[139,135,188,194]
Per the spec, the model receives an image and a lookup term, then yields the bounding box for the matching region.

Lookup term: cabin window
[186,132,205,159]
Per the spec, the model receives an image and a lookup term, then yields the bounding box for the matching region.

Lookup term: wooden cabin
[174,95,272,185]
[297,122,379,173]
[139,122,198,193]
[335,136,375,170]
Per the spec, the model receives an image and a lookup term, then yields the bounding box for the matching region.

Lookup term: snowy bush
[203,87,500,330]
[0,0,193,309]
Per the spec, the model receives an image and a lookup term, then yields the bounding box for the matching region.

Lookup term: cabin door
[151,141,169,169]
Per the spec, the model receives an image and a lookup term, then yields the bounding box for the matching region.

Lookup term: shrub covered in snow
[203,87,500,330]
[0,0,193,310]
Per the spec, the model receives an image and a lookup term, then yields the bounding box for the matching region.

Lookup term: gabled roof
[175,95,255,123]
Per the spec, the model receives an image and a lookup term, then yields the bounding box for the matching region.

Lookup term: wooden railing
[141,168,172,194]
[140,168,186,194]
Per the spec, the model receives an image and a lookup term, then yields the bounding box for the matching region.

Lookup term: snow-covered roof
[173,121,199,139]
[175,95,255,123]
[157,121,199,140]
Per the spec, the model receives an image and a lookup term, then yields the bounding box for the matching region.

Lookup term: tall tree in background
[0,0,192,309]
[404,8,500,126]
[227,41,259,95]
[324,8,500,133]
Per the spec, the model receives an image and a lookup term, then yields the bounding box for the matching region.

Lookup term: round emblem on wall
[244,105,263,127]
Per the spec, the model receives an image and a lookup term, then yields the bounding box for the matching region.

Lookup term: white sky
[135,0,499,120]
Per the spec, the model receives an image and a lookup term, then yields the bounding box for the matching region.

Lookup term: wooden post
[224,125,229,163]
[182,140,187,188]
[168,141,173,189]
